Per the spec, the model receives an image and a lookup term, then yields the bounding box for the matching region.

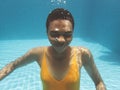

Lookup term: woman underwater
[0,8,106,90]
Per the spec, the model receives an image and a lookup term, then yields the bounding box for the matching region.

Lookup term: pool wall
[0,0,120,53]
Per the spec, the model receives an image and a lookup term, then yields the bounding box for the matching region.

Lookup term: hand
[0,63,14,80]
[96,82,106,90]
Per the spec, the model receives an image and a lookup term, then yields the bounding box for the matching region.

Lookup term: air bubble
[50,0,67,5]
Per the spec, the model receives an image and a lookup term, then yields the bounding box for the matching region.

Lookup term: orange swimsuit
[40,48,80,90]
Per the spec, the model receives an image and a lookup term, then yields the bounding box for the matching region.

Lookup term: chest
[41,52,81,81]
[47,57,73,80]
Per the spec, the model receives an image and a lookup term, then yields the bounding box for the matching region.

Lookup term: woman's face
[47,19,73,53]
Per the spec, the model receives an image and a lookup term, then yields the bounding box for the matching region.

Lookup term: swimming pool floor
[0,38,120,90]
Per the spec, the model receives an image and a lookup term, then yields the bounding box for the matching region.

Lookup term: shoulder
[77,46,91,56]
[71,46,91,55]
[70,46,91,56]
[76,46,93,63]
[28,47,47,65]
[27,46,46,58]
[77,46,94,66]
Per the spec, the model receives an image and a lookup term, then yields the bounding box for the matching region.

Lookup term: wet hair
[46,8,74,33]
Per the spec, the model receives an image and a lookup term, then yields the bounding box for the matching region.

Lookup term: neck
[49,46,70,59]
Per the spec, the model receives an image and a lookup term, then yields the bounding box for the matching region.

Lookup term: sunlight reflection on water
[50,0,66,5]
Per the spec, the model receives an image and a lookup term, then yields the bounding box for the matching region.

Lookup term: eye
[64,32,72,37]
[50,32,59,37]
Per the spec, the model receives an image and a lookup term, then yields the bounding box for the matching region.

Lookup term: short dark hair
[46,8,74,33]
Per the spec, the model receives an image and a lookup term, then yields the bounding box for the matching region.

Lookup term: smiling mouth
[55,43,65,47]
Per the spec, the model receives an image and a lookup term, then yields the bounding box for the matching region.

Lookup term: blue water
[0,38,120,90]
[1,0,120,55]
[0,0,120,90]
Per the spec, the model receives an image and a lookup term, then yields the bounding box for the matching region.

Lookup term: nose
[57,35,65,43]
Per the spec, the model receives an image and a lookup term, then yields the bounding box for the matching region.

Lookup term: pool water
[0,38,120,90]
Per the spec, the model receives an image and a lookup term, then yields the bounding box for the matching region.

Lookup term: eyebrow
[65,31,72,34]
[50,31,72,34]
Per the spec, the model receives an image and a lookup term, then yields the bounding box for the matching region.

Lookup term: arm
[79,47,106,90]
[0,47,42,80]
